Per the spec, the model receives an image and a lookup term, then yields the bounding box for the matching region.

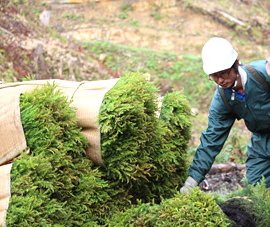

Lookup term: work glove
[180,176,198,194]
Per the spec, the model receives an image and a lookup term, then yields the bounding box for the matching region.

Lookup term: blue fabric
[188,60,270,186]
[225,88,245,101]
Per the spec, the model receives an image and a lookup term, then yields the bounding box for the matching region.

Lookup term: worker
[180,37,270,193]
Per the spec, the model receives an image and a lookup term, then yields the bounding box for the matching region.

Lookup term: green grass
[82,40,215,107]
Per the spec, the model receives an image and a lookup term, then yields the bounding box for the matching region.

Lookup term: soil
[47,0,270,58]
[220,201,256,227]
[200,169,256,226]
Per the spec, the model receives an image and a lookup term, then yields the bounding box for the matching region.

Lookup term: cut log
[216,10,246,27]
[207,162,246,175]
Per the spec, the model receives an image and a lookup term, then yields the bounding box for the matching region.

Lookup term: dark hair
[232,60,239,74]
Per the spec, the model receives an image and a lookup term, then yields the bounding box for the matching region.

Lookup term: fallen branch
[216,10,246,27]
[0,27,13,35]
[208,162,246,175]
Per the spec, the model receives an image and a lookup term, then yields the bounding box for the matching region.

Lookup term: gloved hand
[180,176,198,194]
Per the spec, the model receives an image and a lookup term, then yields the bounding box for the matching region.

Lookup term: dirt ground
[200,167,255,226]
[220,198,256,227]
[200,169,246,194]
[48,0,270,59]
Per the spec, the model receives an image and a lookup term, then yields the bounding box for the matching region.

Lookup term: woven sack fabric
[0,79,119,166]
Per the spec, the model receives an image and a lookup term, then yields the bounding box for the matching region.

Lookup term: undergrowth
[227,178,270,227]
[107,188,231,226]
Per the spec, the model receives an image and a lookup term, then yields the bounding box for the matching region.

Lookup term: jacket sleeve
[188,88,236,184]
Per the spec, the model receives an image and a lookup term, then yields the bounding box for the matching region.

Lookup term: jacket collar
[239,66,247,91]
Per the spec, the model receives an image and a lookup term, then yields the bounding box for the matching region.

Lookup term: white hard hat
[201,37,238,75]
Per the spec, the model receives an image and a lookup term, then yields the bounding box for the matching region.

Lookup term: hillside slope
[1,0,269,159]
[1,0,270,84]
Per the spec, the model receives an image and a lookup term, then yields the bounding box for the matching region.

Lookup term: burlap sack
[0,163,12,227]
[0,79,118,227]
[0,94,27,166]
[0,79,119,166]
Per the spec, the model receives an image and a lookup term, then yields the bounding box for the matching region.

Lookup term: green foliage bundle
[107,188,231,227]
[5,75,193,225]
[160,91,191,154]
[149,91,191,196]
[98,72,161,202]
[98,72,191,203]
[6,83,111,226]
[131,91,192,203]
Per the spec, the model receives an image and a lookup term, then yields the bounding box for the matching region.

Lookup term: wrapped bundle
[6,83,112,226]
[0,79,119,167]
[1,72,192,226]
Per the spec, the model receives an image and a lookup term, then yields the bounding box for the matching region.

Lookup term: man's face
[209,67,237,89]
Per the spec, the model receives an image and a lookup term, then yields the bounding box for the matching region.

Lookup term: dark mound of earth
[198,167,258,227]
[219,199,256,227]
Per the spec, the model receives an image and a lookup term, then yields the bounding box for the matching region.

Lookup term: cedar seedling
[157,189,231,226]
[226,177,270,227]
[128,91,192,203]
[107,201,161,227]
